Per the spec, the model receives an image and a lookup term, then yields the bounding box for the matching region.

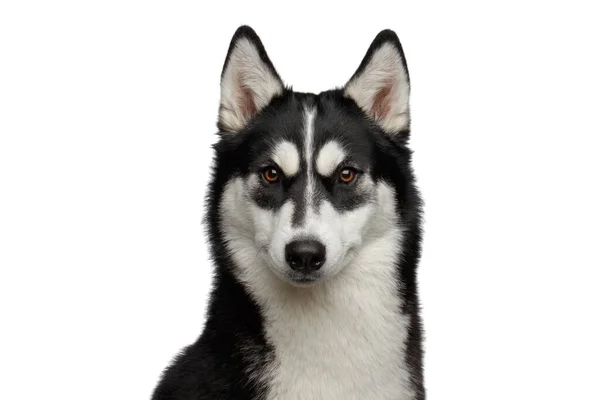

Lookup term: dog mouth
[286,272,322,287]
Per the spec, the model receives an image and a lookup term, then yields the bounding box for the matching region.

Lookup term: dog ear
[218,26,284,134]
[344,30,410,135]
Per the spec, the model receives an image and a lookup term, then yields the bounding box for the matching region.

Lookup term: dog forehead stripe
[271,141,300,176]
[316,141,346,176]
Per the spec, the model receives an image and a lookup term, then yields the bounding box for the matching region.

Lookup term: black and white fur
[152,26,425,400]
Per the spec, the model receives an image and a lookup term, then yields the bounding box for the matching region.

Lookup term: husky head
[209,26,419,288]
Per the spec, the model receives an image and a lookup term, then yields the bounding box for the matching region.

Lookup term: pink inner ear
[236,73,257,119]
[371,82,393,120]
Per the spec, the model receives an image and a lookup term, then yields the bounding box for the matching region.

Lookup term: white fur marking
[303,107,316,211]
[271,141,300,176]
[316,141,346,176]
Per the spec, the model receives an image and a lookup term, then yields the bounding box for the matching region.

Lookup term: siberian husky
[152,26,425,400]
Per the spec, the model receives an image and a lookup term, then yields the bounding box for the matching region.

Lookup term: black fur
[152,26,425,400]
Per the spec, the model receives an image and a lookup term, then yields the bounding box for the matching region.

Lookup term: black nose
[285,240,326,273]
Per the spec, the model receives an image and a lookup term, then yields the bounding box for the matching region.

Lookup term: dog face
[212,27,413,287]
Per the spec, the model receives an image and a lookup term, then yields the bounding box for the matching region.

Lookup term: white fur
[271,141,300,176]
[220,180,415,399]
[316,141,347,176]
[219,38,283,133]
[345,43,410,134]
[304,108,316,211]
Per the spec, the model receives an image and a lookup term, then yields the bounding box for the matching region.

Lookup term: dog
[152,26,425,400]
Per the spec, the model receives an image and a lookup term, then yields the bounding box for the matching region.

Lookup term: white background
[1,1,599,399]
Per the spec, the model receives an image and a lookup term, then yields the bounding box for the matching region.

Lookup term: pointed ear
[344,30,411,135]
[218,26,284,134]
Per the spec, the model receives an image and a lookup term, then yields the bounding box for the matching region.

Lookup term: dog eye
[338,168,357,183]
[263,167,280,183]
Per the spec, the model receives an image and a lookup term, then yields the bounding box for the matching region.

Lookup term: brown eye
[339,168,356,183]
[263,167,279,183]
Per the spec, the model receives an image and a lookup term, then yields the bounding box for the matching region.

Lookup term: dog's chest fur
[250,234,415,400]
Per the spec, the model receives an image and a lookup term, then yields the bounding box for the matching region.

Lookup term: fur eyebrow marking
[271,141,300,176]
[316,141,347,176]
